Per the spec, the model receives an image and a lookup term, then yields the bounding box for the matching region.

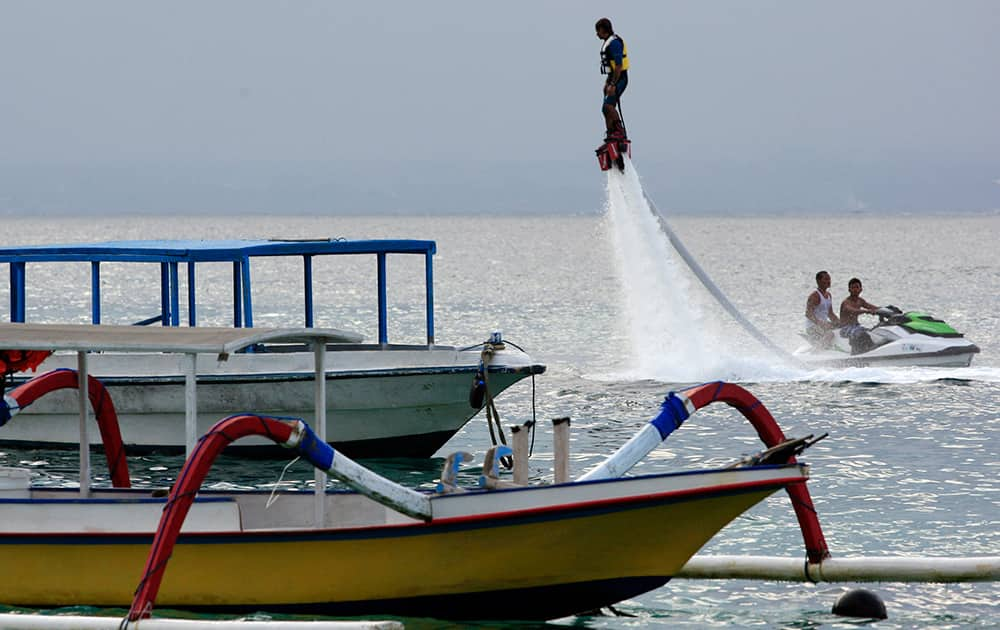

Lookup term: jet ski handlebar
[875,305,904,325]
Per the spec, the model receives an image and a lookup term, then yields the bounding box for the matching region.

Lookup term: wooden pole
[510,420,534,486]
[552,417,570,484]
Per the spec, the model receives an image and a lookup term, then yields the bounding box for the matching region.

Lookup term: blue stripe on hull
[9,364,546,389]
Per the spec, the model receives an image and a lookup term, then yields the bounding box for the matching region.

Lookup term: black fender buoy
[468,367,486,409]
[832,588,887,619]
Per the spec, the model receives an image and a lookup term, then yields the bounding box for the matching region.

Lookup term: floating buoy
[832,588,887,619]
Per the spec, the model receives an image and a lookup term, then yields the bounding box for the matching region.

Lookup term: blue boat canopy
[1,239,437,345]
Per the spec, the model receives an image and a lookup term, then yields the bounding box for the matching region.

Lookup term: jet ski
[794,306,980,368]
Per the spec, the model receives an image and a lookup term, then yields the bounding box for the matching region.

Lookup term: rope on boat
[0,368,131,488]
[472,342,513,469]
[464,336,539,460]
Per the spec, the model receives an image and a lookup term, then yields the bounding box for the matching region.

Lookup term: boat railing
[0,239,438,346]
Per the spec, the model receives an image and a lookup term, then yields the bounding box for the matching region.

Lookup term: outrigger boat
[794,306,980,368]
[0,323,826,622]
[0,239,544,456]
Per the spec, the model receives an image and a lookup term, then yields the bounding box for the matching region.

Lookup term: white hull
[5,344,542,457]
[794,330,980,369]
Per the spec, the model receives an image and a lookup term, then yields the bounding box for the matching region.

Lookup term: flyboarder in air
[597,17,628,140]
[594,17,631,172]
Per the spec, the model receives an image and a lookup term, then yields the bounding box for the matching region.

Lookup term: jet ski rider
[596,17,628,141]
[805,270,840,347]
[839,277,880,354]
[839,278,879,327]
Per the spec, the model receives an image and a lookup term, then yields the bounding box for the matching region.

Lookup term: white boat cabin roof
[0,323,361,355]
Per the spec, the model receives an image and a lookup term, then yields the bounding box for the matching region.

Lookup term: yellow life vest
[600,34,629,74]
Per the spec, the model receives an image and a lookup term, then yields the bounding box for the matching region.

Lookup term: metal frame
[0,239,438,345]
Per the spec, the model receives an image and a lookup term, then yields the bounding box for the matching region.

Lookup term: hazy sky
[1,1,998,214]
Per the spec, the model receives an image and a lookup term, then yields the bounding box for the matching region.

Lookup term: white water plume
[603,160,732,381]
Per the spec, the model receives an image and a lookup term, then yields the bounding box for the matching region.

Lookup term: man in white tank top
[804,270,840,346]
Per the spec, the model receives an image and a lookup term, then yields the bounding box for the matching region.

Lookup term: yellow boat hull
[2,486,776,619]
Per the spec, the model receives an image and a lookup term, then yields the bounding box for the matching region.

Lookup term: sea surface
[0,167,997,628]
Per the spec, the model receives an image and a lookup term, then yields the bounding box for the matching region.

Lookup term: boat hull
[3,346,544,457]
[0,468,798,619]
[794,346,979,369]
[794,332,980,369]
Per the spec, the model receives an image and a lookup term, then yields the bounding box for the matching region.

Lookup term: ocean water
[0,171,997,627]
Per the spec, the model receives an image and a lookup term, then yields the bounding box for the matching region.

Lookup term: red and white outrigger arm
[0,368,131,488]
[127,413,430,622]
[579,381,830,565]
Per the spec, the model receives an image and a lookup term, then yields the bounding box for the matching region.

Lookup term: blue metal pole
[14,263,25,322]
[9,264,17,323]
[303,255,314,328]
[377,252,387,345]
[9,264,17,322]
[160,263,170,326]
[232,261,242,327]
[169,262,180,326]
[187,262,196,326]
[425,251,435,345]
[241,257,254,328]
[91,261,101,324]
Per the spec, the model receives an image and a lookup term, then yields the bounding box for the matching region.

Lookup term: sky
[1,1,998,215]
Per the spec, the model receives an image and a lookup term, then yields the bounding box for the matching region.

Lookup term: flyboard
[596,129,801,365]
[595,132,631,173]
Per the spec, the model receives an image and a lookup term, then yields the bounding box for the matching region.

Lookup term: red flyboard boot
[596,143,612,171]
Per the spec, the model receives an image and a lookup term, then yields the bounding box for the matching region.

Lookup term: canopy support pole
[313,340,328,528]
[303,255,314,328]
[91,261,101,324]
[186,262,196,326]
[231,262,242,327]
[168,262,180,326]
[377,253,387,345]
[159,263,170,327]
[184,353,197,458]
[424,251,434,345]
[77,351,91,498]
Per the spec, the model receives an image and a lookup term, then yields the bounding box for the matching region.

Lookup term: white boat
[794,306,980,368]
[0,239,544,456]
